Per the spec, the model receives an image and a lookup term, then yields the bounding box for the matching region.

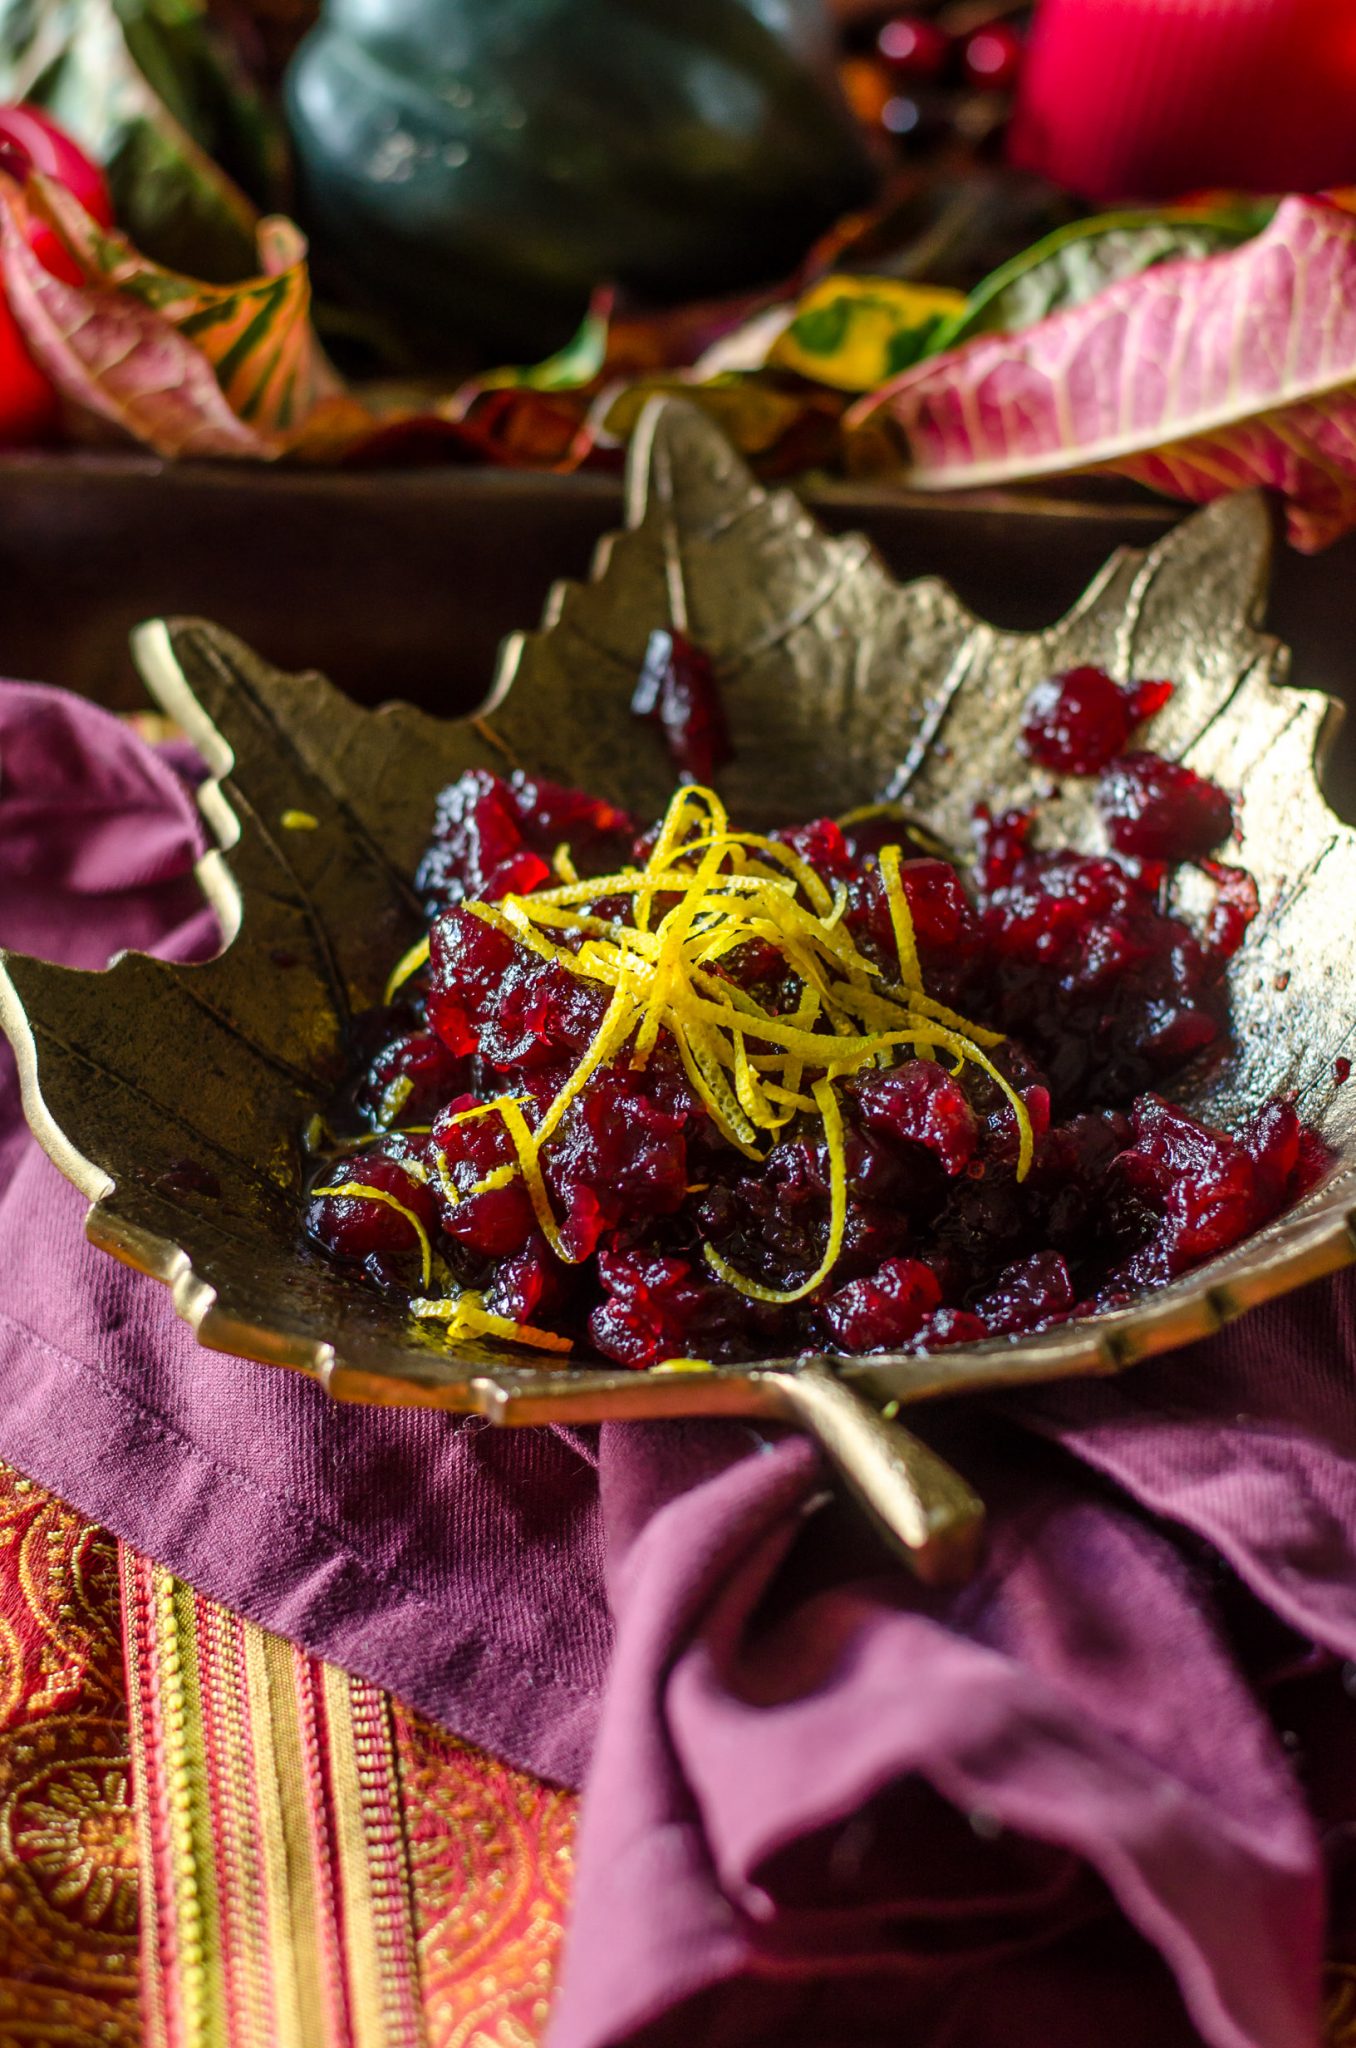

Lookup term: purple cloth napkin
[3,680,1355,2048]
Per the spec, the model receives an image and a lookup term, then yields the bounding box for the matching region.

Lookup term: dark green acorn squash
[285,0,877,361]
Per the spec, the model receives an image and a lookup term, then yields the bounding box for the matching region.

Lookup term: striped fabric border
[123,1549,427,2048]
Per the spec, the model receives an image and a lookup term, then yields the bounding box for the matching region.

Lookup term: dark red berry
[1200,862,1259,960]
[972,1249,1074,1334]
[1021,669,1176,776]
[1097,753,1234,862]
[360,1030,471,1126]
[488,1230,570,1327]
[631,629,731,786]
[1106,1095,1263,1287]
[822,1257,941,1353]
[430,1098,537,1257]
[916,1306,988,1351]
[973,805,1034,890]
[961,22,1023,91]
[876,14,950,79]
[854,1060,978,1177]
[545,1065,692,1261]
[306,1156,437,1266]
[774,817,855,884]
[426,906,518,1057]
[1021,667,1131,775]
[1125,678,1175,727]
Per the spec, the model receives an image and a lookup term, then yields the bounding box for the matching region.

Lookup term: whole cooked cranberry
[426,907,519,1056]
[854,1059,978,1177]
[981,850,1144,969]
[973,1249,1074,1335]
[478,956,609,1072]
[416,770,549,912]
[835,1194,915,1279]
[546,1066,693,1261]
[1200,863,1259,960]
[631,629,731,785]
[1036,1109,1133,1243]
[899,858,976,950]
[1107,1094,1262,1285]
[717,937,786,990]
[359,1029,471,1126]
[506,772,635,860]
[973,806,1034,891]
[426,908,609,1072]
[488,1230,571,1326]
[589,1247,764,1369]
[1097,753,1233,862]
[847,854,975,966]
[1021,667,1132,774]
[774,816,855,885]
[430,1098,536,1257]
[306,1156,437,1265]
[1240,1096,1302,1213]
[1021,670,1176,776]
[822,1257,941,1353]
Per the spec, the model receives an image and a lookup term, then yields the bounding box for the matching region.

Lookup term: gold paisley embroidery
[12,1760,138,1931]
[0,1463,138,2047]
[392,1706,576,2048]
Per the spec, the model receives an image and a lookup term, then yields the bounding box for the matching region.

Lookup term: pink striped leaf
[845,197,1356,551]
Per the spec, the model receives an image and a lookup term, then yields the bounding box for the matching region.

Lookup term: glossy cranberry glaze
[630,629,732,786]
[306,682,1320,1368]
[1021,667,1174,775]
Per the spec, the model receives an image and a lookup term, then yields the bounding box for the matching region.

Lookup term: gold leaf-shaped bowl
[3,399,1356,1582]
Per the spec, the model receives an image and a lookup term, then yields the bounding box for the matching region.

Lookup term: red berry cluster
[840,7,1025,154]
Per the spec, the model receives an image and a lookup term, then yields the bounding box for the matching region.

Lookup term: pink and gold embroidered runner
[122,1549,577,2048]
[2,1452,1355,2047]
[0,1455,577,2047]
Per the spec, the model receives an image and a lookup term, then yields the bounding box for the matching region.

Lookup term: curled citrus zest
[877,844,921,995]
[552,842,580,884]
[310,1122,434,1154]
[430,1092,538,1212]
[653,1356,715,1373]
[384,934,430,1005]
[411,1293,572,1354]
[514,868,648,909]
[391,782,1031,1319]
[463,900,562,965]
[312,1181,432,1290]
[467,1161,518,1196]
[375,1073,414,1128]
[495,1094,573,1260]
[442,1094,533,1127]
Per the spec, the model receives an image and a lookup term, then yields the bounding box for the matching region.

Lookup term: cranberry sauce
[305,670,1320,1367]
